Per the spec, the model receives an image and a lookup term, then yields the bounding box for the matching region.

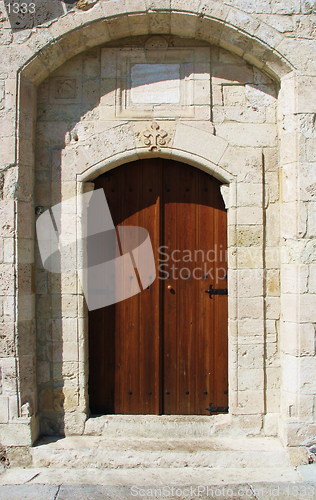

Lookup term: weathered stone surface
[0,0,313,454]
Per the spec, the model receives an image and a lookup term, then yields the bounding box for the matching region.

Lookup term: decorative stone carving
[140,122,169,151]
[145,36,168,50]
[76,0,99,11]
[54,78,77,100]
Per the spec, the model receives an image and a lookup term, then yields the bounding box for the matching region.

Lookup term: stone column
[279,73,316,446]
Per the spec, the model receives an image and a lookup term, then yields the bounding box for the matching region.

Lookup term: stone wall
[34,38,279,435]
[0,0,314,448]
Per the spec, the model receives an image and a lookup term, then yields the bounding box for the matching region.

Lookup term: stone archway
[4,5,312,450]
[29,32,278,440]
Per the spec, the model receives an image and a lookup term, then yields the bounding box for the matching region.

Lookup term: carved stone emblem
[141,122,169,151]
[145,36,168,50]
[54,78,77,99]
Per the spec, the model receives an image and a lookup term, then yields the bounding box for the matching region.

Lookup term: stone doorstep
[30,436,291,469]
[84,414,231,438]
[0,467,307,488]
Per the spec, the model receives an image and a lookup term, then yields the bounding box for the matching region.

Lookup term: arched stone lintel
[18,6,293,85]
[77,122,233,185]
[77,147,234,186]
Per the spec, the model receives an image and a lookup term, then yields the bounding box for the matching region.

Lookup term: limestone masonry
[0,0,315,466]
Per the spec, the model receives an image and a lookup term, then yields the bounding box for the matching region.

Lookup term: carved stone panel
[100,45,211,120]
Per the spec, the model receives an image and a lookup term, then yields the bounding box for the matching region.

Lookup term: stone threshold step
[84,414,233,438]
[31,436,289,469]
[0,466,304,487]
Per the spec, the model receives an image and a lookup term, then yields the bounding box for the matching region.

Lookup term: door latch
[205,402,229,414]
[205,284,228,297]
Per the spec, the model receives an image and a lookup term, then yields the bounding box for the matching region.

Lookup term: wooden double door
[88,159,228,415]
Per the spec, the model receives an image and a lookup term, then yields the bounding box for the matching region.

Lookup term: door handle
[205,284,228,298]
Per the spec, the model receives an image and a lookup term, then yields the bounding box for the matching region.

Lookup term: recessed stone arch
[19,7,292,85]
[5,2,312,451]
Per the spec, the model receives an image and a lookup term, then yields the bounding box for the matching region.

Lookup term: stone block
[263,413,278,436]
[0,136,15,164]
[246,84,277,107]
[54,362,78,382]
[300,294,316,323]
[63,342,79,363]
[297,394,315,422]
[223,85,246,106]
[170,12,198,38]
[266,269,280,296]
[282,354,299,393]
[266,171,279,203]
[173,123,228,165]
[50,272,77,295]
[265,248,280,270]
[36,295,52,320]
[147,11,170,33]
[281,264,308,295]
[237,390,264,414]
[52,318,78,343]
[237,206,263,225]
[238,318,264,336]
[300,163,316,202]
[296,76,316,113]
[38,388,53,412]
[1,358,17,397]
[63,411,86,435]
[221,146,263,181]
[265,206,280,247]
[308,264,316,294]
[51,295,77,319]
[0,201,15,238]
[237,183,263,207]
[281,164,298,202]
[281,294,299,324]
[237,247,264,268]
[238,344,264,370]
[266,341,279,366]
[227,105,266,124]
[216,122,277,147]
[239,368,264,391]
[61,386,79,411]
[306,138,316,162]
[0,396,9,424]
[299,357,316,396]
[226,8,260,34]
[238,297,264,319]
[307,202,316,238]
[237,269,264,297]
[236,226,263,247]
[18,294,35,322]
[299,323,316,356]
[280,321,298,355]
[37,361,51,385]
[0,322,15,357]
[0,423,33,446]
[100,78,116,105]
[266,297,280,320]
[17,264,34,294]
[212,63,254,85]
[0,264,15,294]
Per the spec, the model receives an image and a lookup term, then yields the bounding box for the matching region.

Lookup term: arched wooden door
[88,159,228,415]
